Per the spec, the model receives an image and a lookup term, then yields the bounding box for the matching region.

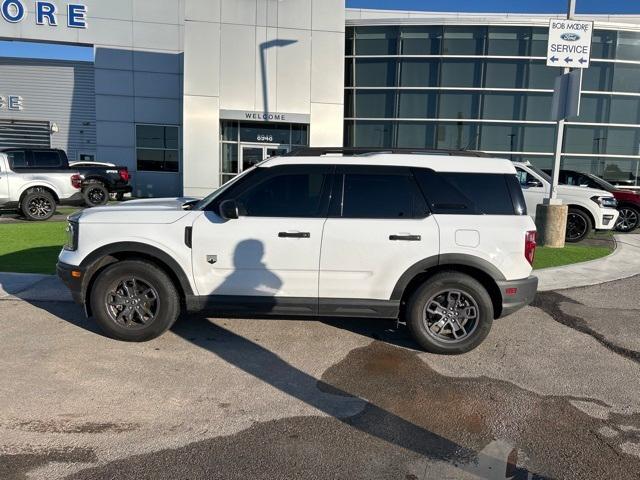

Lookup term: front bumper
[496,276,538,318]
[56,261,86,305]
[59,192,85,207]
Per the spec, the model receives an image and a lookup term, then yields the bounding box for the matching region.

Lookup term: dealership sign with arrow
[547,19,593,68]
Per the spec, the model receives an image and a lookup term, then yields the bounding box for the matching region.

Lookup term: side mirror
[219,199,239,220]
[527,180,543,188]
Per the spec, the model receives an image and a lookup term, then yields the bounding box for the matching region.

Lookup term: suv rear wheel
[84,182,109,207]
[406,272,494,354]
[566,208,592,243]
[90,260,180,342]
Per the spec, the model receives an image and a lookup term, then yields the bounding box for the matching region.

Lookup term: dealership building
[1,1,640,196]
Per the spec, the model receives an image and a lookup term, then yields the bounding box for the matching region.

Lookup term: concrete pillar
[535,204,568,248]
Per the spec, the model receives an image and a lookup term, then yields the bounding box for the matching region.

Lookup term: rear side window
[32,151,61,168]
[414,169,518,215]
[340,173,428,219]
[7,151,26,168]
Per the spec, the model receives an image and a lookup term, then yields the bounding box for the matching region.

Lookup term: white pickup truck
[0,149,84,221]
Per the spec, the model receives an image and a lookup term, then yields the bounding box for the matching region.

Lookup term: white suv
[58,150,538,354]
[514,162,619,242]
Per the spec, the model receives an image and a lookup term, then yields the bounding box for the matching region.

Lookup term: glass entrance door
[240,145,289,172]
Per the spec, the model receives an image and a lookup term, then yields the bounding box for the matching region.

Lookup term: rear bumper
[496,276,538,318]
[56,261,86,305]
[109,185,132,194]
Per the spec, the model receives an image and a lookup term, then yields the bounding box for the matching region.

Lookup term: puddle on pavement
[54,341,640,480]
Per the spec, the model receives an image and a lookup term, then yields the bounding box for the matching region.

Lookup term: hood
[556,184,614,198]
[77,197,201,224]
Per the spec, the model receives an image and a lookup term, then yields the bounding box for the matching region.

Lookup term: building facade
[0,2,639,195]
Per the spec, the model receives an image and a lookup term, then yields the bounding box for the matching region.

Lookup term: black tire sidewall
[21,190,55,221]
[84,183,109,207]
[407,273,494,355]
[90,261,180,342]
[566,208,592,243]
[615,206,640,232]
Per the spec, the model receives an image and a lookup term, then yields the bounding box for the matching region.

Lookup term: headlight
[64,221,79,251]
[591,196,618,208]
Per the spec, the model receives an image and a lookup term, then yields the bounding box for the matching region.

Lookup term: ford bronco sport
[57,149,538,354]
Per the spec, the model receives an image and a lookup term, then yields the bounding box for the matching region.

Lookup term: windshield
[529,165,552,183]
[193,167,257,210]
[586,173,616,191]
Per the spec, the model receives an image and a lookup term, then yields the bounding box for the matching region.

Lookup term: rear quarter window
[413,169,521,215]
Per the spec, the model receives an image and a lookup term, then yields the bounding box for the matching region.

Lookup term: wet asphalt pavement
[1,276,640,479]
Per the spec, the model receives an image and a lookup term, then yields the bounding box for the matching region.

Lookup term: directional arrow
[550,56,559,63]
[578,57,587,64]
[564,57,573,63]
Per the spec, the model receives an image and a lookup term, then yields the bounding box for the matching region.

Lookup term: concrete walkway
[1,233,639,302]
[537,233,640,291]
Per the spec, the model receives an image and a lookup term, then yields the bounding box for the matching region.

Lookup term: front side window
[340,172,427,219]
[234,167,331,218]
[7,151,26,168]
[136,125,180,172]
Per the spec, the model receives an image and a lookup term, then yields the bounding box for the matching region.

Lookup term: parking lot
[1,274,639,480]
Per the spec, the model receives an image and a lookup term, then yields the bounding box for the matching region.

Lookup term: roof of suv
[262,152,517,174]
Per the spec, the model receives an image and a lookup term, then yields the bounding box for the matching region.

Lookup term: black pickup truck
[1,148,132,207]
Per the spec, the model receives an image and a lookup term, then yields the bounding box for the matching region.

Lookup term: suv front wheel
[90,260,180,342]
[406,272,494,354]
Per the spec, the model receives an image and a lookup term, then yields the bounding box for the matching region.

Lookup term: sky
[346,0,640,14]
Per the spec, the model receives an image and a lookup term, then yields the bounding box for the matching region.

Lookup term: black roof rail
[285,147,492,158]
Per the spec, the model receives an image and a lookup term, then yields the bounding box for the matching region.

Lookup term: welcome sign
[1,0,87,28]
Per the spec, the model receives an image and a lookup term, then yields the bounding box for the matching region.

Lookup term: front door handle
[389,234,421,241]
[278,232,311,239]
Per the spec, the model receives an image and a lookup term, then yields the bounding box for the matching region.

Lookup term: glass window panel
[442,26,486,55]
[221,143,238,174]
[355,59,397,87]
[32,151,61,167]
[291,124,308,145]
[482,93,523,120]
[353,121,394,147]
[616,31,640,62]
[239,122,290,144]
[398,91,438,118]
[564,125,608,154]
[513,155,554,169]
[136,125,164,148]
[345,27,354,56]
[575,95,610,123]
[355,26,398,55]
[396,122,436,148]
[440,173,516,215]
[344,121,355,147]
[344,90,354,118]
[613,63,640,93]
[605,127,640,155]
[582,62,613,91]
[562,156,640,186]
[399,59,439,87]
[531,28,549,57]
[441,60,482,87]
[221,174,236,185]
[221,121,238,141]
[610,96,640,125]
[163,150,180,172]
[345,58,353,87]
[342,174,423,219]
[355,90,396,118]
[527,62,556,89]
[400,26,442,55]
[487,27,531,56]
[164,127,179,149]
[591,30,617,59]
[137,149,164,171]
[522,125,557,153]
[7,151,26,167]
[436,122,479,150]
[484,60,527,88]
[480,124,522,151]
[438,92,479,119]
[523,93,553,121]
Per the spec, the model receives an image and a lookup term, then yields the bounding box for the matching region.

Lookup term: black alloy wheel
[84,183,109,207]
[615,207,640,233]
[565,208,591,243]
[21,190,56,221]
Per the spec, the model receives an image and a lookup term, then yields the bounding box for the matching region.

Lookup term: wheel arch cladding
[393,254,504,319]
[20,185,60,204]
[81,242,193,316]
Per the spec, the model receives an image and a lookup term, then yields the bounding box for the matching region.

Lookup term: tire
[566,208,592,243]
[406,272,494,355]
[615,206,640,233]
[90,260,180,342]
[20,189,56,221]
[84,182,109,207]
[115,192,125,202]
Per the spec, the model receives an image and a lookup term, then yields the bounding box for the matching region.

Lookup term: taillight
[71,174,82,189]
[525,230,537,266]
[118,168,130,182]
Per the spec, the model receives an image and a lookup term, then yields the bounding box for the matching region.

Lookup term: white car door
[515,166,548,219]
[0,156,9,205]
[319,166,440,316]
[191,164,333,314]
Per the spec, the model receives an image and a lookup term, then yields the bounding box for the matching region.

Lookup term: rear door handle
[389,234,421,241]
[278,232,311,239]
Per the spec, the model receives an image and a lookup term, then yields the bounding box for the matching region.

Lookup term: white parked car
[513,162,619,242]
[58,150,538,354]
[0,149,84,221]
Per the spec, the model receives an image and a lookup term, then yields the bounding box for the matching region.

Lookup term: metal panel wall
[0,59,96,160]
